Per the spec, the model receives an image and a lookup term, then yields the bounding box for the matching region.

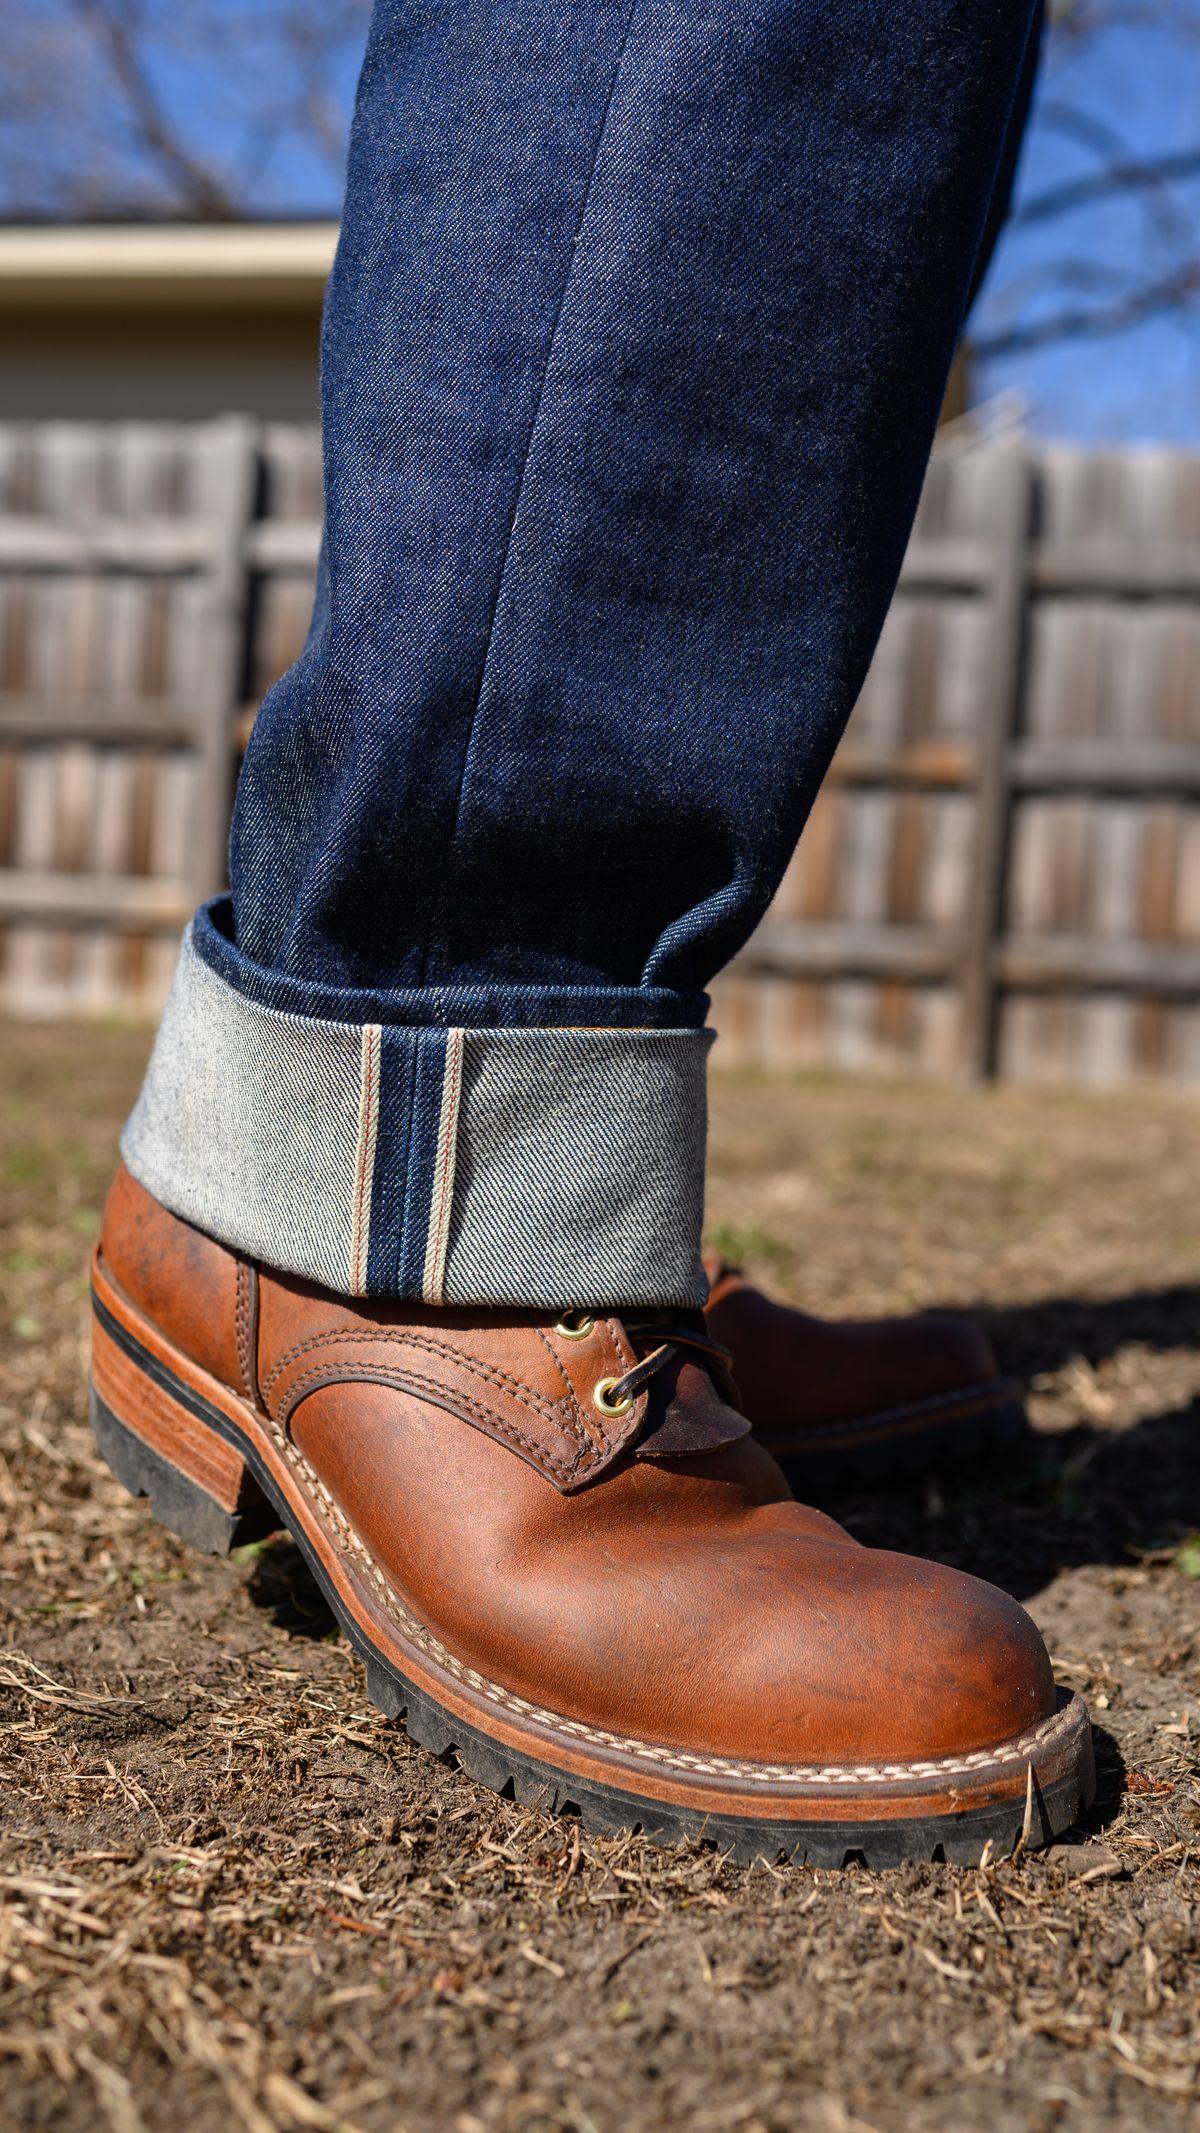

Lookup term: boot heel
[89,1299,277,1556]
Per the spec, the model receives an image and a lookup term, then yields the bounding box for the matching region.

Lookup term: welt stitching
[278,1361,590,1481]
[238,1370,1080,1785]
[273,1414,1079,1783]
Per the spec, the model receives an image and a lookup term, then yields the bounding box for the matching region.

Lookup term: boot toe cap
[733,1535,1057,1770]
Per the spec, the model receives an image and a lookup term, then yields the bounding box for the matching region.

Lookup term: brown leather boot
[90,1165,1092,1866]
[704,1253,1027,1487]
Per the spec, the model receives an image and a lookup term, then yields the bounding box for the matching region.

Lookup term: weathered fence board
[714,440,1200,1084]
[1,422,1199,1085]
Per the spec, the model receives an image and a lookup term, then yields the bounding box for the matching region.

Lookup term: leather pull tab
[634,1356,752,1462]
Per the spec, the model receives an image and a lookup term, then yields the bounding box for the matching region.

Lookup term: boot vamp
[707,1281,999,1435]
[291,1380,1054,1768]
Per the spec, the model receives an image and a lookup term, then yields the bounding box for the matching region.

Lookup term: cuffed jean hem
[194,897,711,1030]
[120,919,713,1309]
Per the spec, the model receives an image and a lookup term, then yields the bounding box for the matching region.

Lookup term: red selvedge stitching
[356,1025,380,1295]
[426,1029,463,1301]
[352,1026,379,1297]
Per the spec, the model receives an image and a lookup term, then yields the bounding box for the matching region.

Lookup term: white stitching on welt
[266,1418,1080,1787]
[422,1027,463,1306]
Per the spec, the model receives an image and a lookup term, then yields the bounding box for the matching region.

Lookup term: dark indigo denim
[224,0,1042,1028]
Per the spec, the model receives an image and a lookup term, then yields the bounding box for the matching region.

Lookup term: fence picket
[2,426,1200,1085]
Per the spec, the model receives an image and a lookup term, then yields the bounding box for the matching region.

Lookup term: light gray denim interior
[444,1028,711,1309]
[122,930,367,1293]
[121,927,712,1308]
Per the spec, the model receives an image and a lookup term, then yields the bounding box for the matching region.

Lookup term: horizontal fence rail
[1,421,1199,1084]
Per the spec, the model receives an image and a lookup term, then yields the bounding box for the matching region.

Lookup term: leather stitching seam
[270,1414,1081,1783]
[234,1263,262,1409]
[532,1324,610,1453]
[234,1266,251,1403]
[278,1361,595,1482]
[262,1328,595,1442]
[532,1323,596,1447]
[532,1323,573,1398]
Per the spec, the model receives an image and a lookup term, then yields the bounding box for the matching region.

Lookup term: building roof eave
[0,222,339,312]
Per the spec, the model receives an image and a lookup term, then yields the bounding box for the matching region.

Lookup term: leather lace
[601,1317,733,1409]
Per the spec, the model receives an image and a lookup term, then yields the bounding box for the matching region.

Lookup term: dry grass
[2,1025,1200,2133]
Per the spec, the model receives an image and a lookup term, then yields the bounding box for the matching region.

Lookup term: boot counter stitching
[234,1265,255,1406]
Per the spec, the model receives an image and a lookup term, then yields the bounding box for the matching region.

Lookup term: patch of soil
[2,1026,1199,2133]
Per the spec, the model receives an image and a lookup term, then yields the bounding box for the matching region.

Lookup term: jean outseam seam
[412,0,643,991]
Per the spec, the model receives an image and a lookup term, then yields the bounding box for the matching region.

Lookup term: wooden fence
[2,420,1199,1084]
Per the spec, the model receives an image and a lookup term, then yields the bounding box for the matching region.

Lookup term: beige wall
[2,318,968,428]
[2,306,322,423]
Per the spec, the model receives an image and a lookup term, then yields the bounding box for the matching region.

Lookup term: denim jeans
[125,0,1042,1307]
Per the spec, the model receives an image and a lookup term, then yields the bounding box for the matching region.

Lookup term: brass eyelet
[593,1376,633,1419]
[554,1312,595,1341]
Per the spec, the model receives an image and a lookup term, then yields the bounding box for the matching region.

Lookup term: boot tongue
[626,1334,752,1463]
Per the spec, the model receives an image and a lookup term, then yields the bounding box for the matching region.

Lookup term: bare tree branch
[71,0,237,215]
[0,0,370,220]
[1015,143,1200,225]
[970,0,1200,366]
[0,0,1197,401]
[971,262,1200,357]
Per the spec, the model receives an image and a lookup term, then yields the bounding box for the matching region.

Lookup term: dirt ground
[3,1024,1200,2133]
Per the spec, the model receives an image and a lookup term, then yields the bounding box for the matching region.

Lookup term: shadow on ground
[974,1284,1200,1380]
[822,1286,1200,1605]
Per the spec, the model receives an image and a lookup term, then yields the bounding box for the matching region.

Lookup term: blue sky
[971,16,1200,441]
[18,0,1200,445]
[240,7,1200,445]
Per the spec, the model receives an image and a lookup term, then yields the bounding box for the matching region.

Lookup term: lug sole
[88,1266,1095,1868]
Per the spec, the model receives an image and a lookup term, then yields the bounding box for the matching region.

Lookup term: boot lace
[553,1311,732,1419]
